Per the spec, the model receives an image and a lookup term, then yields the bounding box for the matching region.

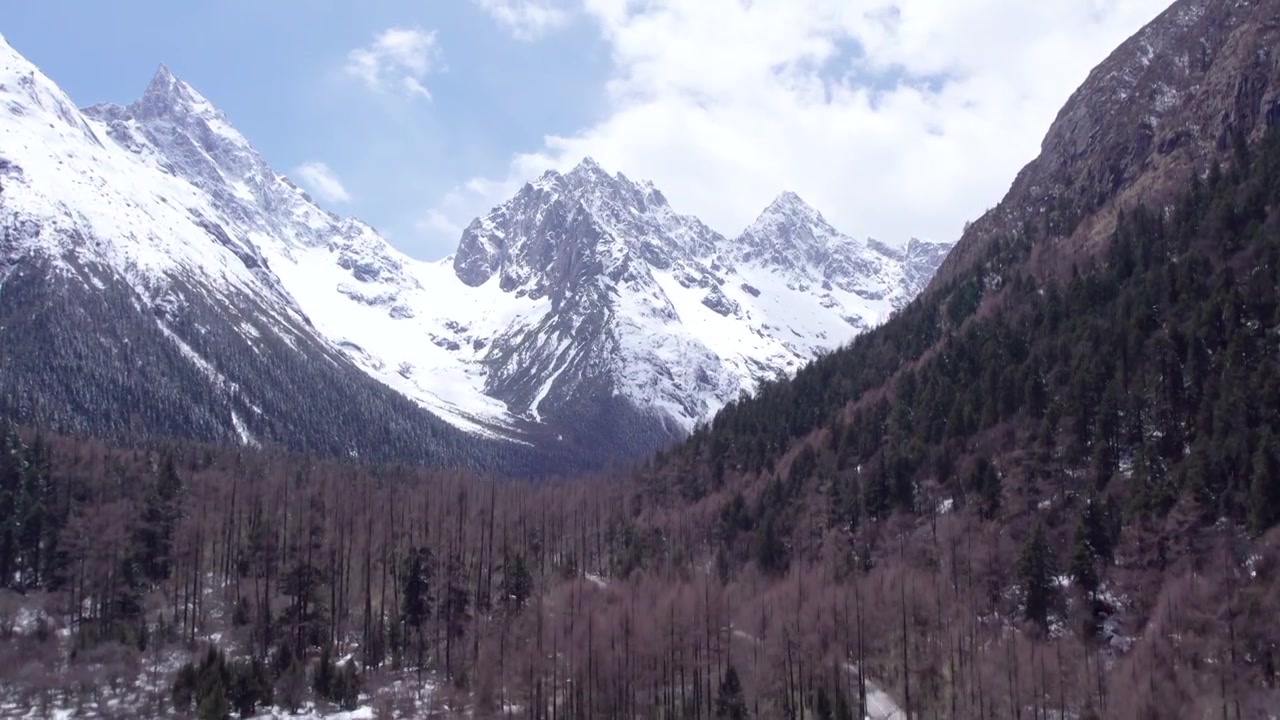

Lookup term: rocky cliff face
[932,0,1280,291]
[450,159,952,451]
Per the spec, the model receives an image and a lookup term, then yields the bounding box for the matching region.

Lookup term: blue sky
[1,1,1169,260]
[2,1,610,257]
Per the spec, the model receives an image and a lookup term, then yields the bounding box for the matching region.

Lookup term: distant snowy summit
[448,157,952,445]
[0,34,953,463]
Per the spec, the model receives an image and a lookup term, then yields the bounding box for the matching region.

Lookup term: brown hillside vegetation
[3,133,1280,715]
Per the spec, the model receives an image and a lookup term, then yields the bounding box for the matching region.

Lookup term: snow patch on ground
[156,321,229,390]
[231,410,258,447]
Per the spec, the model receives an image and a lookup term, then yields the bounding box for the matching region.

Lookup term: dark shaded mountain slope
[648,0,1280,500]
[0,257,589,475]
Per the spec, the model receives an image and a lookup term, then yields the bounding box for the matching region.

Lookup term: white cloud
[472,0,573,40]
[416,208,465,243]
[346,27,439,99]
[295,161,352,204]
[423,0,1170,255]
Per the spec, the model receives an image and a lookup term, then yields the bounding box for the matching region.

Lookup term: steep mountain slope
[0,35,559,472]
[655,0,1280,483]
[0,33,950,463]
[628,0,1280,714]
[77,64,520,437]
[933,0,1280,290]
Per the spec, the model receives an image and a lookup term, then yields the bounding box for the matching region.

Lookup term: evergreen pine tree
[172,661,198,711]
[967,457,1002,519]
[862,459,891,521]
[313,645,335,700]
[0,422,27,588]
[196,680,230,720]
[1016,522,1058,630]
[835,688,855,720]
[276,653,306,714]
[715,664,748,719]
[1247,431,1280,534]
[138,453,184,583]
[334,662,362,710]
[501,551,532,611]
[228,658,272,718]
[401,547,433,669]
[1067,517,1099,599]
[814,686,833,720]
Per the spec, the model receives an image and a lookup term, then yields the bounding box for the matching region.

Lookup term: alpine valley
[0,35,949,471]
[2,0,1280,718]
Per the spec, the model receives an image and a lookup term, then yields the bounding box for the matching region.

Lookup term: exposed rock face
[932,0,1280,291]
[452,161,952,445]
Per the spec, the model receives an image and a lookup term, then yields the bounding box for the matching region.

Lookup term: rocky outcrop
[932,0,1280,291]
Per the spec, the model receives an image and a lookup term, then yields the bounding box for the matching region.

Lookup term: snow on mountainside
[451,160,953,433]
[78,65,522,436]
[0,33,952,457]
[0,43,294,317]
[0,33,539,471]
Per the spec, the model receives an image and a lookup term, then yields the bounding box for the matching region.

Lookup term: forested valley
[2,122,1280,720]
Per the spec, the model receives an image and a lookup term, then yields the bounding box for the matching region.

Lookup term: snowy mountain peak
[570,156,604,174]
[754,191,835,233]
[127,65,251,148]
[527,157,614,191]
[562,157,646,198]
[0,35,954,464]
[734,190,845,271]
[123,64,205,125]
[453,158,718,291]
[768,190,813,211]
[729,192,954,306]
[145,63,179,94]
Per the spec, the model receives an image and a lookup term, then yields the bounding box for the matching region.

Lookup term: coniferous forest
[2,119,1280,720]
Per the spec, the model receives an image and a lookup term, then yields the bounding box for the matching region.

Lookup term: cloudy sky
[5,0,1169,259]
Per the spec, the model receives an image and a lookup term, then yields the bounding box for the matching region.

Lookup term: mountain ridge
[929,0,1280,294]
[0,33,950,467]
[623,2,1280,712]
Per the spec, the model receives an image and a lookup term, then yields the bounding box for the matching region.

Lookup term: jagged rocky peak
[753,191,837,234]
[82,57,414,290]
[735,190,845,268]
[764,190,821,216]
[452,157,721,289]
[566,155,606,179]
[556,156,671,214]
[140,63,186,108]
[86,63,219,129]
[83,60,257,187]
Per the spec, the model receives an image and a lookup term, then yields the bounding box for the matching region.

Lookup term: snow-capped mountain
[0,34,534,471]
[447,162,951,448]
[0,34,951,465]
